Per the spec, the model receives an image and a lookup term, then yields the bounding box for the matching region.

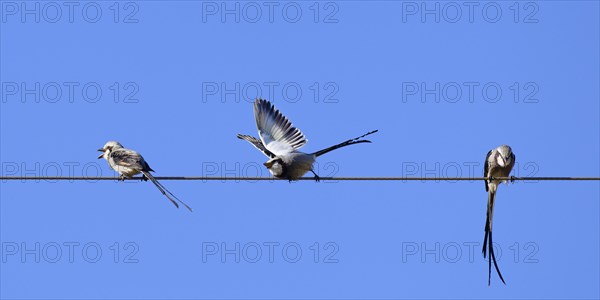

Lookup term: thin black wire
[1,176,599,181]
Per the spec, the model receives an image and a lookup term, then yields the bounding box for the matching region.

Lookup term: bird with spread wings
[238,98,377,181]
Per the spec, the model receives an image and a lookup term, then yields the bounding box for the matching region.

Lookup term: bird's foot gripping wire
[310,170,320,182]
[118,175,126,181]
[510,176,516,183]
[141,174,149,182]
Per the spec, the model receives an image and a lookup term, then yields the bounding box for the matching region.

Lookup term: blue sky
[1,1,599,299]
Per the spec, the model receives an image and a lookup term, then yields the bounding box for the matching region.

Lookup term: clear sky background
[1,1,599,299]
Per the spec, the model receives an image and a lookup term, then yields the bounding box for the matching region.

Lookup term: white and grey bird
[237,99,377,181]
[97,141,192,212]
[482,144,515,285]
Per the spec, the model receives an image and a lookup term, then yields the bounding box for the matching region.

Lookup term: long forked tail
[312,130,378,157]
[482,191,493,258]
[143,171,193,212]
[488,229,505,285]
[482,191,505,285]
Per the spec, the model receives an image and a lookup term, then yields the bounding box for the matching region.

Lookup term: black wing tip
[237,134,257,141]
[256,98,284,119]
[253,98,271,117]
[255,98,273,110]
[256,98,271,104]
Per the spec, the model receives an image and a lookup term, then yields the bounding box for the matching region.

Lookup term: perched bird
[482,145,516,285]
[238,98,377,181]
[97,141,192,212]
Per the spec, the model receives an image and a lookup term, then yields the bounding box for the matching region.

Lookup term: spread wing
[110,149,147,171]
[237,134,275,158]
[254,98,307,156]
[484,149,493,191]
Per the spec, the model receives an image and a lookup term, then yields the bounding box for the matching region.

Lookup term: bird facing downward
[482,144,516,285]
[97,141,192,212]
[237,98,378,181]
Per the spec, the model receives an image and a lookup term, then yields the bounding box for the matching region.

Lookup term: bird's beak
[264,159,278,168]
[97,149,104,159]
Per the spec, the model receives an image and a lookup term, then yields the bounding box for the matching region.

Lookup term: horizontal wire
[1,176,599,181]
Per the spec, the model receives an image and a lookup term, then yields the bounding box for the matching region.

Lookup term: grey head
[97,141,124,159]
